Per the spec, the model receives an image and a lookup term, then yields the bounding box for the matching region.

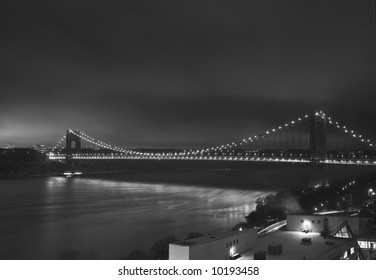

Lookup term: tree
[59,250,98,260]
[150,235,178,260]
[245,211,263,227]
[256,197,265,206]
[121,250,151,260]
[59,250,81,260]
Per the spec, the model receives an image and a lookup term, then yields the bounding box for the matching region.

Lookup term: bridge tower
[309,112,329,186]
[65,129,81,171]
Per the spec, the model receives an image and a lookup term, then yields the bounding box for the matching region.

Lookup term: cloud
[0,0,375,147]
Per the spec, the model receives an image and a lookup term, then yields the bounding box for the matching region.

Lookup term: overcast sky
[1,0,375,148]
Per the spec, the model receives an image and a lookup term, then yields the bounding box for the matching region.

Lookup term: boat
[63,171,82,178]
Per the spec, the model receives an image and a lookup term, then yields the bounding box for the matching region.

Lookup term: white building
[169,228,257,260]
[170,213,376,260]
[239,214,375,260]
[286,214,373,237]
[240,230,360,260]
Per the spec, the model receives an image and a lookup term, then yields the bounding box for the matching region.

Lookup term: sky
[1,0,375,148]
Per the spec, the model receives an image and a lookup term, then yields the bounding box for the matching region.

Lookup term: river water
[0,175,274,259]
[0,165,374,259]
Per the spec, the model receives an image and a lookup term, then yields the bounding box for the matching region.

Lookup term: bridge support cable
[50,134,67,156]
[47,111,376,166]
[325,114,376,164]
[48,112,314,161]
[179,113,313,158]
[326,115,376,149]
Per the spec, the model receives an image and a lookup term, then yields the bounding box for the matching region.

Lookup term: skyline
[1,0,375,148]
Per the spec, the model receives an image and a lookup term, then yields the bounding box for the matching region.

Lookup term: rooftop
[240,230,357,260]
[172,228,255,247]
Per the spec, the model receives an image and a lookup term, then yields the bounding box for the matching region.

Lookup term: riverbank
[238,172,376,233]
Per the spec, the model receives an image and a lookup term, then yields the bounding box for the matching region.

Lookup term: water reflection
[0,176,272,259]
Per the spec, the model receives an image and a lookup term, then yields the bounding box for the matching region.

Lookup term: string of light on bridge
[325,114,375,148]
[69,130,137,155]
[51,134,67,154]
[49,111,376,165]
[51,112,315,158]
[178,112,312,157]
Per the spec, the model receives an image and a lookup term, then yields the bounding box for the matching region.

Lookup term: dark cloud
[0,0,375,148]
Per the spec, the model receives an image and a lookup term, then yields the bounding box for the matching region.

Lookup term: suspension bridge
[48,111,376,166]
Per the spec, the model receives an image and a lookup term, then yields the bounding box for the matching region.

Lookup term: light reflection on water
[0,176,272,259]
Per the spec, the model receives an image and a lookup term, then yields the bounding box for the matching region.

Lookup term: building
[2,142,15,149]
[287,213,376,259]
[241,214,376,260]
[286,214,374,237]
[32,144,52,154]
[170,213,376,260]
[169,228,257,260]
[240,229,360,260]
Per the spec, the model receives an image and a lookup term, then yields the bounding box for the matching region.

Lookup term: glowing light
[229,247,235,257]
[303,220,311,228]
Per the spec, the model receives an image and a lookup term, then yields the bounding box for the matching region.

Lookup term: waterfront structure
[286,214,374,237]
[48,111,376,169]
[47,112,376,186]
[170,213,376,260]
[286,214,376,260]
[169,229,257,260]
[241,230,360,260]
